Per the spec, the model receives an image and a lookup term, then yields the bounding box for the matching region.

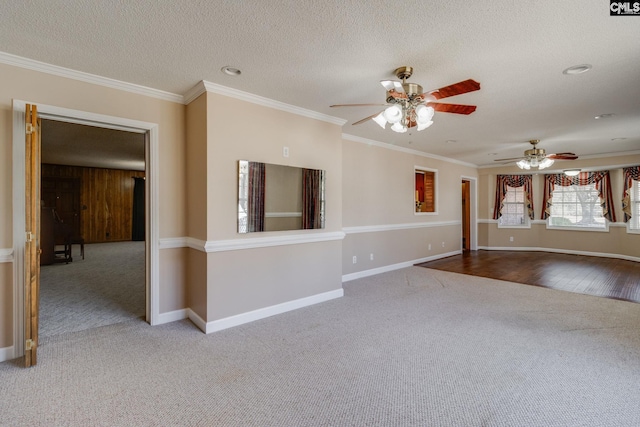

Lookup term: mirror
[238,160,325,233]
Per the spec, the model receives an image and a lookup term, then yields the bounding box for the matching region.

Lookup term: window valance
[622,166,640,222]
[541,171,616,222]
[493,174,534,220]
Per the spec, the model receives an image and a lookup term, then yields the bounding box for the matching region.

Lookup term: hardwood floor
[417,250,640,304]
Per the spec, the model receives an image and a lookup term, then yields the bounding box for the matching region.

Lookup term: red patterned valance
[541,171,616,222]
[493,175,534,220]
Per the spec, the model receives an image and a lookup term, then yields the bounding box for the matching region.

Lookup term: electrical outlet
[283,146,289,157]
[370,253,374,261]
[352,256,357,264]
[509,236,514,242]
[428,244,431,250]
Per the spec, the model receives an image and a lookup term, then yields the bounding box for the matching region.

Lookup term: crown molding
[186,80,347,126]
[341,133,478,168]
[0,51,184,104]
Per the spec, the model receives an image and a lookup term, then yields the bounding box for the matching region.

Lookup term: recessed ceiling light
[488,153,497,156]
[562,64,592,75]
[595,113,615,119]
[446,140,457,144]
[221,66,241,76]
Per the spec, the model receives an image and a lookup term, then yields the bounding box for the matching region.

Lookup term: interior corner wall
[478,154,640,259]
[202,91,344,324]
[0,62,187,355]
[341,139,478,277]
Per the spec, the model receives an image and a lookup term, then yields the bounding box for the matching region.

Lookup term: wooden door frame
[12,100,160,360]
[460,175,478,251]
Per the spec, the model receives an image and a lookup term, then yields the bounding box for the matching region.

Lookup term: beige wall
[478,154,640,258]
[342,139,478,276]
[193,91,343,323]
[0,62,187,351]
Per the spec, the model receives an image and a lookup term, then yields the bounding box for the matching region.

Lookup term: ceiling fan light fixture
[383,105,403,123]
[539,157,554,169]
[516,159,530,170]
[417,120,433,131]
[391,122,407,133]
[372,112,387,129]
[415,105,435,123]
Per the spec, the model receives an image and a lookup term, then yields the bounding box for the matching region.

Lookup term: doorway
[39,119,147,338]
[12,100,160,361]
[461,180,471,251]
[460,176,477,252]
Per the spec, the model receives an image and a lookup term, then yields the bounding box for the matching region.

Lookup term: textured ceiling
[1,0,639,167]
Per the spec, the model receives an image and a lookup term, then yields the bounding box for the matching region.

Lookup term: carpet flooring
[39,241,145,337]
[2,267,640,426]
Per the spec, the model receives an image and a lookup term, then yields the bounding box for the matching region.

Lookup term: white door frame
[12,100,160,359]
[461,175,478,250]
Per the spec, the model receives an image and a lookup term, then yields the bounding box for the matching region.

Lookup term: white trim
[202,289,344,334]
[158,237,189,249]
[478,246,640,263]
[343,221,460,235]
[0,346,15,363]
[13,100,161,360]
[342,133,477,168]
[0,248,13,263]
[186,80,347,126]
[159,232,346,253]
[12,100,26,359]
[461,175,479,251]
[187,309,207,333]
[342,251,461,282]
[156,309,189,325]
[265,212,302,218]
[0,51,183,104]
[204,231,345,253]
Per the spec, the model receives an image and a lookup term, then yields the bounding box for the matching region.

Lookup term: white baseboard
[156,308,188,325]
[478,246,640,263]
[187,309,207,333]
[0,345,15,363]
[342,250,462,282]
[200,288,344,334]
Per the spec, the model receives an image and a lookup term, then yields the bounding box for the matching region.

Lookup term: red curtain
[302,168,324,229]
[541,171,616,222]
[247,162,265,232]
[622,166,640,222]
[492,175,534,220]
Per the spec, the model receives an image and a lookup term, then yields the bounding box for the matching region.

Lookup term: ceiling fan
[494,139,579,170]
[330,66,480,133]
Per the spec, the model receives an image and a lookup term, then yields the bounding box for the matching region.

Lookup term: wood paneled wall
[41,164,145,243]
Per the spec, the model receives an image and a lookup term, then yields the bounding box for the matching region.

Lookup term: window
[548,183,606,230]
[498,185,529,227]
[629,180,640,232]
[415,167,437,214]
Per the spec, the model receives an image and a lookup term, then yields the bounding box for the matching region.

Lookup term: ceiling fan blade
[428,102,477,115]
[330,103,388,107]
[494,157,524,162]
[548,153,578,160]
[352,111,384,126]
[429,79,481,100]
